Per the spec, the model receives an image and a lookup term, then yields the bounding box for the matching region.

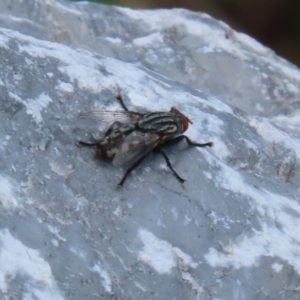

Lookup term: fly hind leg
[77,140,106,160]
[76,141,99,147]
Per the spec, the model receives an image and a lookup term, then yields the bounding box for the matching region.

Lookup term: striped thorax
[137,107,192,136]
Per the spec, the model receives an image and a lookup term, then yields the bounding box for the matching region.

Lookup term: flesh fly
[77,94,213,186]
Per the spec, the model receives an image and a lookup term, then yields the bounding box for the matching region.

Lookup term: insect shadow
[77,94,213,186]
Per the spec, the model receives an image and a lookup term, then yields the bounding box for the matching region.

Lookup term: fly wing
[113,131,163,170]
[78,110,143,124]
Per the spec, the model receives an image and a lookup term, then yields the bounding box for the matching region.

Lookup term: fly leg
[77,140,106,160]
[115,94,129,112]
[118,156,147,187]
[155,148,186,183]
[76,141,99,147]
[155,136,213,183]
[164,135,213,148]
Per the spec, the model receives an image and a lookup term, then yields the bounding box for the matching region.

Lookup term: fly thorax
[138,112,179,134]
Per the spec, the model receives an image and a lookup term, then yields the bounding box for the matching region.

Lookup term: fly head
[169,107,192,133]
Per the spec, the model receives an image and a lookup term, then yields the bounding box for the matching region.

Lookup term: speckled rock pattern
[0,1,300,299]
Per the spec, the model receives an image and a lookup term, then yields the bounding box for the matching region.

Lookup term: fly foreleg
[165,136,213,148]
[155,148,186,183]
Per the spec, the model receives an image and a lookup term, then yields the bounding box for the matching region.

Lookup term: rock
[0,0,300,299]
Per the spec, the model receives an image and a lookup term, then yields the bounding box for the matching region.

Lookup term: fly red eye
[170,107,192,132]
[181,115,189,132]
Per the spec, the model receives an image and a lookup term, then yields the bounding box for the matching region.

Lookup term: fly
[77,94,213,186]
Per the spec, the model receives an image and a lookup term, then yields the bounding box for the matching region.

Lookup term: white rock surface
[0,0,300,299]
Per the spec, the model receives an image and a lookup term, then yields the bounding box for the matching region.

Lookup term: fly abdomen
[99,124,135,158]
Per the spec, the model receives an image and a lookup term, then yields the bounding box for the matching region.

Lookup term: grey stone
[0,0,300,299]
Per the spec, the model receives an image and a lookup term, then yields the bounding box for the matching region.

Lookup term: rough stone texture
[0,1,300,299]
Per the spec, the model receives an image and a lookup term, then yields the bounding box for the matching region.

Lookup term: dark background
[72,0,300,68]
